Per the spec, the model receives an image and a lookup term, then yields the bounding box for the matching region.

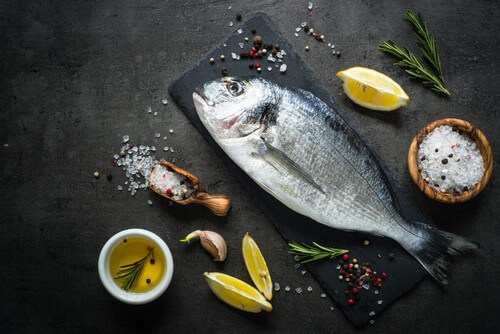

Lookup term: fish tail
[402,221,478,284]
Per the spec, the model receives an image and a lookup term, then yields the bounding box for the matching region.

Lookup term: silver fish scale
[260,87,403,237]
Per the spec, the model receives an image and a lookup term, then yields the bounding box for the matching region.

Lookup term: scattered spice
[236,13,242,21]
[220,54,225,61]
[93,171,100,178]
[106,174,113,181]
[209,57,215,64]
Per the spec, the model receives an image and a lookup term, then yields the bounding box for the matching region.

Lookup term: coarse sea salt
[149,164,195,200]
[417,125,484,192]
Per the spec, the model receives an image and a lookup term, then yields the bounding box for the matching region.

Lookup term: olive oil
[109,237,166,293]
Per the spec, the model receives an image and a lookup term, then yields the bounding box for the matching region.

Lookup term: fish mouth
[194,86,214,107]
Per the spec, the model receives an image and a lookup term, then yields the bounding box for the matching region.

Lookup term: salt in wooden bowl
[408,118,493,203]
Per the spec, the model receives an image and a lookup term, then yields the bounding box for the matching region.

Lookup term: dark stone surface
[0,0,498,333]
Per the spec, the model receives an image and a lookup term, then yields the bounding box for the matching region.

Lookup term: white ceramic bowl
[98,228,174,304]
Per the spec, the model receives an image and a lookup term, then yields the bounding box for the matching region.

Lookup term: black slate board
[169,13,427,327]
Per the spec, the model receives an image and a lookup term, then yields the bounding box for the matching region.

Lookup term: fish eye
[226,81,244,96]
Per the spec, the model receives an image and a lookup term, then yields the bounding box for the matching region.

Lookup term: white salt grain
[417,125,484,192]
[285,286,291,292]
[321,293,326,298]
[274,282,280,291]
[161,99,168,105]
[295,287,302,294]
[122,135,129,143]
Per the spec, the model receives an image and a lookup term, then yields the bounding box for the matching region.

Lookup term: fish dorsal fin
[259,137,324,193]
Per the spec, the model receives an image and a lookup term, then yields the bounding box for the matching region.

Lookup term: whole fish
[193,77,477,283]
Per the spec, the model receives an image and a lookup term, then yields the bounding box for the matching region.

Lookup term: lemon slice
[242,233,272,300]
[204,272,273,313]
[336,66,409,111]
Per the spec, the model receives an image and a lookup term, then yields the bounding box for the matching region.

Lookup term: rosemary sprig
[378,40,450,96]
[288,241,348,263]
[405,11,443,78]
[114,247,154,291]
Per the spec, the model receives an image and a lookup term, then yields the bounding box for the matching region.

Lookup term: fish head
[193,77,275,139]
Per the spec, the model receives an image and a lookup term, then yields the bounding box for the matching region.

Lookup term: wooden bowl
[408,118,493,203]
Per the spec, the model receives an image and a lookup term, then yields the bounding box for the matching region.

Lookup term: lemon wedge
[336,66,409,111]
[242,233,272,300]
[204,272,273,313]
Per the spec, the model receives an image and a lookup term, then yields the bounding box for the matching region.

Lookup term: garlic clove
[180,230,227,262]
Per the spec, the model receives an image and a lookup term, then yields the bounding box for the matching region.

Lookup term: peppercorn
[342,253,349,261]
[352,287,359,294]
[146,278,151,284]
[344,289,350,294]
[106,174,112,181]
[420,156,426,161]
[309,28,314,34]
[274,43,280,50]
[381,272,387,279]
[348,298,355,305]
[256,67,262,73]
[388,253,395,261]
[150,259,155,264]
[263,44,273,50]
[354,264,359,269]
[345,278,350,282]
[120,150,125,156]
[304,25,309,32]
[236,13,242,21]
[255,61,261,69]
[220,54,225,61]
[272,49,277,55]
[336,51,341,58]
[250,29,256,34]
[244,37,249,42]
[363,240,370,246]
[221,67,228,76]
[93,171,99,178]
[248,63,254,69]
[315,34,322,41]
[352,258,358,264]
[305,45,310,51]
[253,35,262,45]
[448,154,453,158]
[338,275,343,280]
[262,49,267,54]
[441,175,446,180]
[442,158,448,164]
[452,126,458,132]
[435,148,439,152]
[240,52,249,59]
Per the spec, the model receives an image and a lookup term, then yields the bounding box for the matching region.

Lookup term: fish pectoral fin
[259,137,324,194]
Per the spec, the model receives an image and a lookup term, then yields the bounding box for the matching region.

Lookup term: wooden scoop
[149,160,231,216]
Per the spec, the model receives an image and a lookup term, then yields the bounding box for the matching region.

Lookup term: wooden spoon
[149,160,231,216]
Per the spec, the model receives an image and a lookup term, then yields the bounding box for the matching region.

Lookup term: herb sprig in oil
[114,247,154,291]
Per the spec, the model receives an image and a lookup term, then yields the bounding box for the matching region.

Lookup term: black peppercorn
[236,13,242,21]
[420,156,426,161]
[274,43,280,50]
[336,51,341,58]
[435,148,439,152]
[304,25,309,32]
[106,174,112,181]
[442,158,448,164]
[441,175,446,180]
[146,278,151,284]
[248,63,254,69]
[150,258,155,264]
[448,154,453,158]
[221,67,229,76]
[250,29,256,34]
[452,126,458,132]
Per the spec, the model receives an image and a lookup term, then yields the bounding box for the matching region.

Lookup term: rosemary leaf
[405,10,443,78]
[378,40,450,96]
[288,241,348,264]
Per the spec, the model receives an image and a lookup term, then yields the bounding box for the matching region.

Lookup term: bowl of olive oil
[98,229,174,304]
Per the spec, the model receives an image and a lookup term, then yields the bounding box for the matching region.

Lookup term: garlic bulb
[180,230,227,261]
